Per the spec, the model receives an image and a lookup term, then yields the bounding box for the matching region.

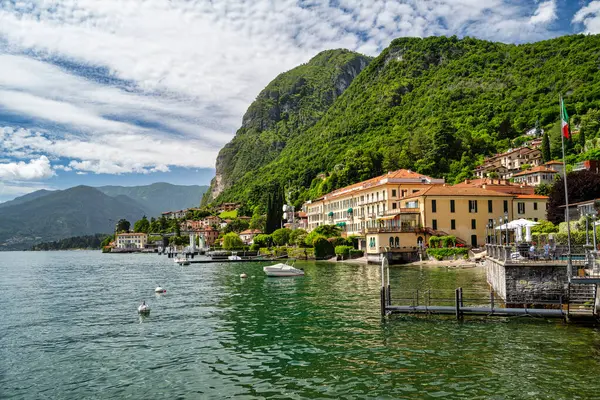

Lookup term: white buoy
[138,301,151,314]
[155,286,166,293]
[240,273,248,278]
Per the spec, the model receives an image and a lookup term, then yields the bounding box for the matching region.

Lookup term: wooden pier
[379,256,598,321]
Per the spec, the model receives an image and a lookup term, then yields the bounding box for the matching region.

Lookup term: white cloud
[0,156,55,180]
[0,181,51,202]
[573,1,600,33]
[0,0,565,183]
[530,1,557,25]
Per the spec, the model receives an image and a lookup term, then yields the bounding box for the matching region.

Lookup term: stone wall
[486,258,568,303]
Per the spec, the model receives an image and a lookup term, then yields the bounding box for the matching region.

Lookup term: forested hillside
[205,49,371,202]
[211,34,600,210]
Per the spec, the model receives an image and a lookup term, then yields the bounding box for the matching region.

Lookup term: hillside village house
[116,233,148,249]
[512,166,558,186]
[453,178,535,195]
[474,146,543,179]
[240,229,262,244]
[572,159,600,173]
[198,226,219,246]
[303,169,548,263]
[162,210,187,219]
[219,203,239,212]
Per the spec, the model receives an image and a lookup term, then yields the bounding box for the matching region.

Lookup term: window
[488,200,493,213]
[412,189,419,193]
[471,235,478,247]
[471,219,476,229]
[432,199,437,213]
[469,200,478,213]
[395,237,399,247]
[534,218,538,222]
[534,202,538,210]
[392,202,397,210]
[518,202,525,214]
[392,189,397,197]
[450,199,455,213]
[451,219,456,230]
[389,237,394,248]
[503,200,509,213]
[432,219,438,230]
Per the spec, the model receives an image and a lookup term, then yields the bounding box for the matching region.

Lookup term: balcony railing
[367,226,420,234]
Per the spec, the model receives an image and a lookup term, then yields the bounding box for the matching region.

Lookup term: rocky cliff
[206,49,371,202]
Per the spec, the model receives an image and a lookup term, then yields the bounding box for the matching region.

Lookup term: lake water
[2,251,600,399]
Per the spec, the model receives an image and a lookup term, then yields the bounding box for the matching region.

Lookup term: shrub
[289,229,308,246]
[426,248,469,261]
[304,231,322,247]
[440,235,456,248]
[429,236,440,248]
[314,236,335,259]
[349,249,364,258]
[253,234,273,248]
[250,243,260,251]
[335,245,353,258]
[329,236,351,247]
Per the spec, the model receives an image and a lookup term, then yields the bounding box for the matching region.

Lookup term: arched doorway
[417,236,424,248]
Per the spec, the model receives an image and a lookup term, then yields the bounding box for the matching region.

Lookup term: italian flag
[561,98,570,139]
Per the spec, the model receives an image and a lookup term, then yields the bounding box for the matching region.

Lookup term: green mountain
[97,182,208,217]
[205,49,371,202]
[0,186,147,250]
[0,189,54,209]
[211,34,600,208]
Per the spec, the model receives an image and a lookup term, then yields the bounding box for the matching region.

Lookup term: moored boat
[263,262,304,277]
[174,257,190,265]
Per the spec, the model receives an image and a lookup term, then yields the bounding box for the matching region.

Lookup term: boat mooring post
[386,258,391,306]
[490,290,495,314]
[455,288,462,320]
[380,257,387,317]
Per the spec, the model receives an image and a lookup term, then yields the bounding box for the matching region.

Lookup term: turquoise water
[1,251,600,399]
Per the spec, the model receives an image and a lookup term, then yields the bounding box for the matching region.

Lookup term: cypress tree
[541,131,551,162]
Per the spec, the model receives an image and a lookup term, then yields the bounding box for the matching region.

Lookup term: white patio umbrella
[495,219,539,242]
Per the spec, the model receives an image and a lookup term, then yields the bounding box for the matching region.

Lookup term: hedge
[334,245,353,258]
[426,248,469,261]
[349,249,364,258]
[314,237,335,259]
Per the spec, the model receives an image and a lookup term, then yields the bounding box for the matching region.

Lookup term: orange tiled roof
[401,185,512,200]
[512,166,559,177]
[325,169,440,198]
[240,229,262,235]
[516,194,549,199]
[544,160,564,165]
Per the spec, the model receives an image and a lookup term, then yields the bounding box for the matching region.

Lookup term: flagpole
[560,95,573,280]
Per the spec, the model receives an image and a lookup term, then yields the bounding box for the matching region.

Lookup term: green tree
[133,216,150,233]
[222,232,244,249]
[100,235,114,247]
[535,183,552,196]
[541,131,551,162]
[531,220,559,234]
[265,186,284,234]
[578,129,586,152]
[313,225,342,237]
[253,234,273,248]
[272,228,292,246]
[224,219,250,233]
[289,229,308,246]
[116,219,130,233]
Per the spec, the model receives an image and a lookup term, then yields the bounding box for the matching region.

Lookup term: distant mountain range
[0,183,208,250]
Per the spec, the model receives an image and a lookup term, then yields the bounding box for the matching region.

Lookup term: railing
[367,226,419,233]
[485,244,600,280]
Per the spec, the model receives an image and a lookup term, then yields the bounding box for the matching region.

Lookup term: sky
[1,0,600,202]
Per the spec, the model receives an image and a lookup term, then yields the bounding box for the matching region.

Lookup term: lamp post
[499,216,504,245]
[585,212,590,246]
[493,220,497,244]
[485,223,489,244]
[591,210,598,253]
[504,212,509,246]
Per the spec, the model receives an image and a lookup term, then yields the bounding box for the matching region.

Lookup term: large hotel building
[303,170,548,263]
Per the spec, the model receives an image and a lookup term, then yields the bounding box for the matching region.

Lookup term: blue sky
[1,0,600,202]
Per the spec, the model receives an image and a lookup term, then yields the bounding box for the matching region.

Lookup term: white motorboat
[228,255,242,261]
[263,262,304,277]
[138,302,151,314]
[155,286,166,293]
[174,257,190,265]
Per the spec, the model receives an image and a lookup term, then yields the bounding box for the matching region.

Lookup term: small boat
[138,302,151,314]
[228,255,242,261]
[174,257,190,265]
[155,286,166,293]
[263,261,304,277]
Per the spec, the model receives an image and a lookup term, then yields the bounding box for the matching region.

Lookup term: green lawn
[219,210,238,219]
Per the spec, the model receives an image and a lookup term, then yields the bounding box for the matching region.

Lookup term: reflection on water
[1,252,600,399]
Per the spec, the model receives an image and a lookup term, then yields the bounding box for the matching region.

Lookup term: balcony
[367,225,420,234]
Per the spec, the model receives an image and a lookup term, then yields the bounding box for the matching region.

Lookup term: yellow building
[305,169,445,236]
[116,233,148,249]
